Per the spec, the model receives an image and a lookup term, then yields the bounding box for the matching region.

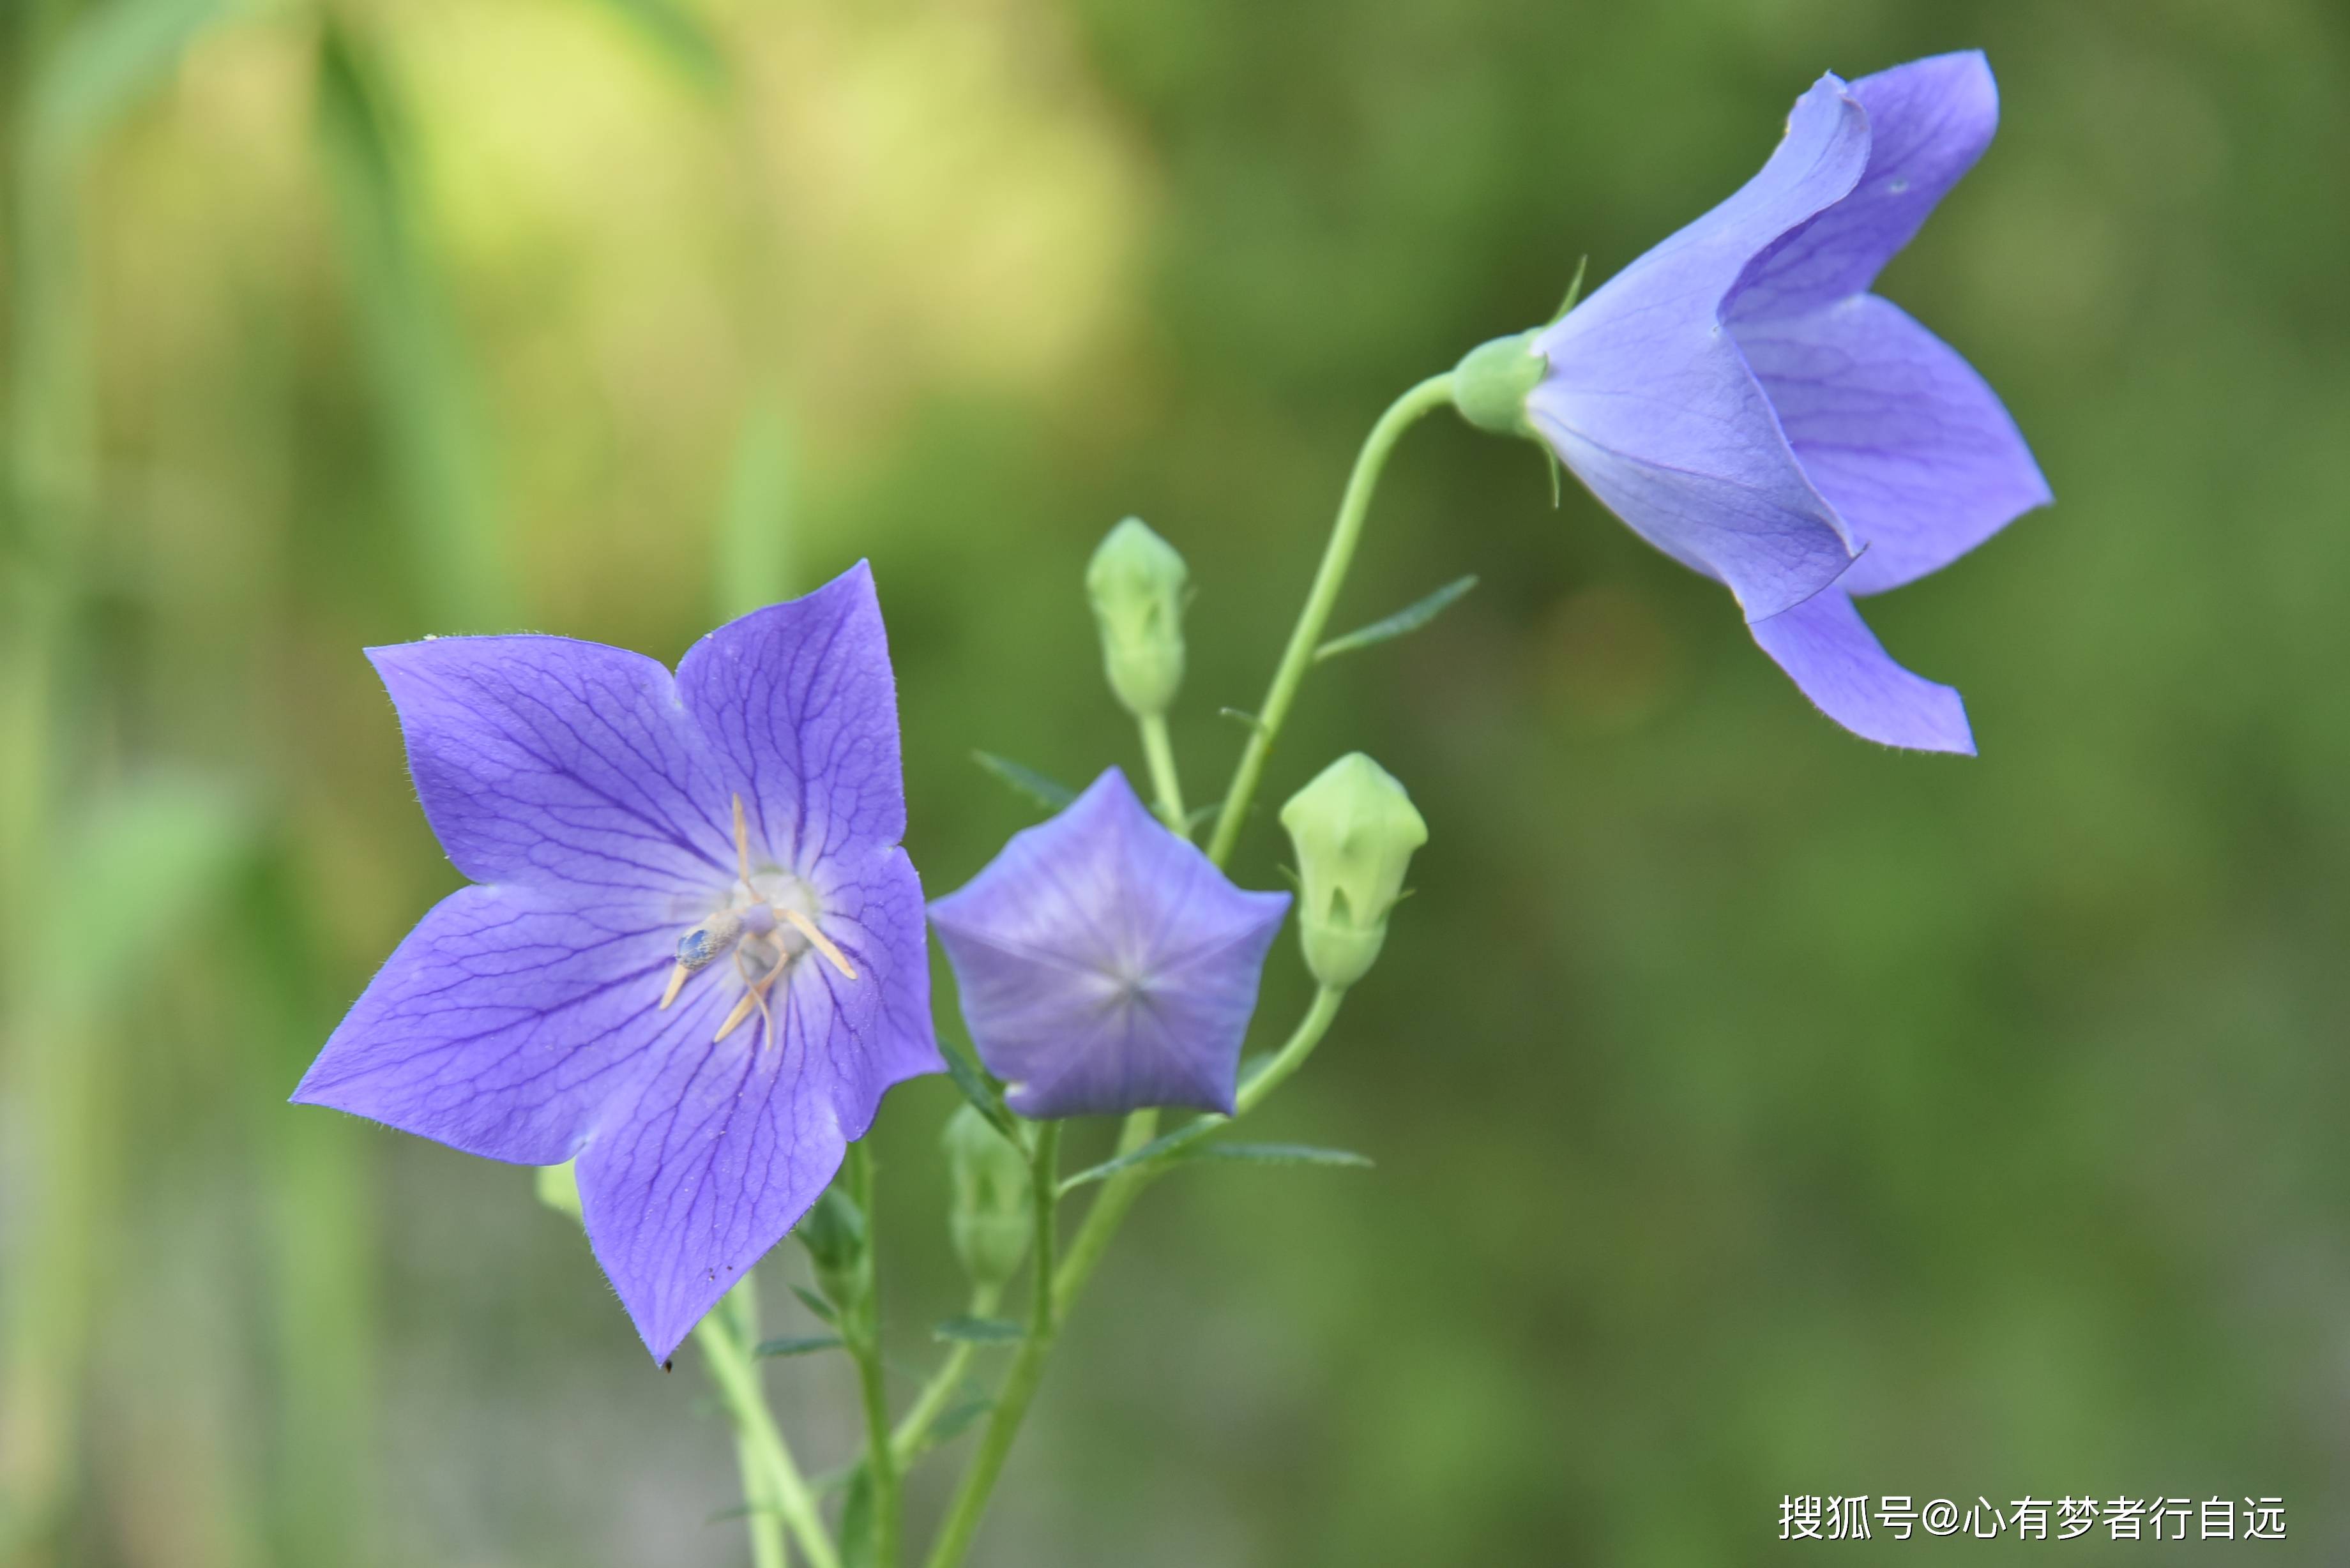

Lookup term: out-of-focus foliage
[1,0,2346,1564]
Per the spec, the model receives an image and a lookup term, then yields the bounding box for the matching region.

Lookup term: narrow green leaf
[939,1038,1019,1142]
[713,391,793,619]
[1057,1119,1224,1193]
[971,751,1077,811]
[26,0,223,174]
[1314,575,1479,663]
[753,1334,844,1359]
[315,23,517,630]
[789,1285,837,1324]
[932,1316,1024,1345]
[1192,1143,1374,1170]
[1217,707,1262,732]
[43,776,251,1021]
[577,0,728,90]
[1184,799,1223,833]
[927,1396,994,1445]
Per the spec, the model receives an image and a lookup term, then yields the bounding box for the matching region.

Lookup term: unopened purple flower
[929,769,1289,1119]
[1492,52,2048,753]
[292,563,937,1360]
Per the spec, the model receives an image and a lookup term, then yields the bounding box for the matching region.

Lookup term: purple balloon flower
[292,562,937,1360]
[1522,52,2049,753]
[929,769,1289,1119]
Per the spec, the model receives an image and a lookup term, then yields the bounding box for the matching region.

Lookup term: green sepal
[1549,253,1590,323]
[1450,329,1547,439]
[790,1285,838,1325]
[972,750,1077,812]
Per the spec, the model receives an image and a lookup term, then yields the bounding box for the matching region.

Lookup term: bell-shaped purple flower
[1512,52,2049,753]
[291,562,938,1360]
[929,769,1289,1119]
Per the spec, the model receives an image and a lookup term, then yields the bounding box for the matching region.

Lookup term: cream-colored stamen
[778,907,857,979]
[660,962,692,1010]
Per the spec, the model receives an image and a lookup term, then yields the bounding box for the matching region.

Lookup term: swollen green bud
[1085,517,1188,718]
[1280,753,1429,991]
[796,1183,868,1310]
[1449,329,1546,440]
[943,1105,1031,1289]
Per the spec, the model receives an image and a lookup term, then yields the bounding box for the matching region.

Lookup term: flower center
[657,795,858,1047]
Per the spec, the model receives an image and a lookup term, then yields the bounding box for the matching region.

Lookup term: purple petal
[675,562,907,877]
[1529,75,1871,619]
[1734,294,2050,594]
[291,884,685,1164]
[802,845,943,1120]
[1747,587,1974,753]
[573,967,873,1361]
[368,636,735,898]
[1729,52,2000,324]
[930,770,1289,1119]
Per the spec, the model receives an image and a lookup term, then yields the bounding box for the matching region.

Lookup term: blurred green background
[4,0,2347,1562]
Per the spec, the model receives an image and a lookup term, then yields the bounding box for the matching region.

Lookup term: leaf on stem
[928,1396,994,1445]
[1191,1143,1374,1170]
[789,1285,838,1325]
[754,1334,845,1359]
[932,1316,1024,1345]
[1313,575,1478,663]
[972,750,1077,811]
[1184,799,1223,833]
[1217,706,1263,732]
[1059,1126,1373,1192]
[940,1037,1020,1142]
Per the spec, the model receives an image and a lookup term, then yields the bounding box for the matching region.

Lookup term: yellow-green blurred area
[3,0,2347,1562]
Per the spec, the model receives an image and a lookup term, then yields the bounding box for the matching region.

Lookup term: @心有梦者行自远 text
[1779,1495,2287,1542]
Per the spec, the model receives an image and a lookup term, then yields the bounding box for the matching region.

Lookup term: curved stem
[1204,374,1455,867]
[843,1141,900,1568]
[1056,988,1342,1315]
[920,1123,1059,1568]
[1137,712,1187,834]
[697,1288,839,1568]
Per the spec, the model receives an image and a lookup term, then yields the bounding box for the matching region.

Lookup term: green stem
[920,1123,1059,1568]
[891,1282,1001,1467]
[1204,374,1455,868]
[697,1286,839,1568]
[1048,1109,1158,1320]
[1056,988,1343,1314]
[1236,984,1346,1116]
[1137,712,1187,834]
[720,1280,789,1568]
[843,1141,900,1568]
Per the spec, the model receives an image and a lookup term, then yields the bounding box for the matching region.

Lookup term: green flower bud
[796,1183,868,1311]
[1449,329,1546,440]
[943,1105,1031,1289]
[534,1160,582,1223]
[1085,517,1188,718]
[1279,753,1429,991]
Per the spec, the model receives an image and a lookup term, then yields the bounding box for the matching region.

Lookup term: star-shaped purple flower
[929,769,1289,1119]
[292,562,938,1360]
[1525,52,2049,753]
